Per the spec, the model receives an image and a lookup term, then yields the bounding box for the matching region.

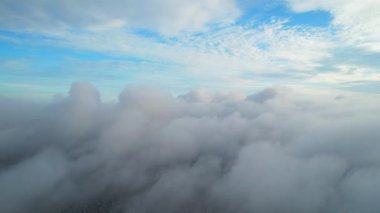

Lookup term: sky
[0,0,379,100]
[1,1,380,212]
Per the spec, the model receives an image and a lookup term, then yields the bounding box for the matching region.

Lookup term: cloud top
[0,82,380,212]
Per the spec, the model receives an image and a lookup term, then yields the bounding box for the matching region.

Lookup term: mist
[1,82,380,213]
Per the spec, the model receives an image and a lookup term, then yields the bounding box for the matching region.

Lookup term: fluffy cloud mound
[1,82,380,213]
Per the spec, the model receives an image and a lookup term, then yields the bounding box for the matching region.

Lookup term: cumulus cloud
[0,82,380,213]
[0,0,239,35]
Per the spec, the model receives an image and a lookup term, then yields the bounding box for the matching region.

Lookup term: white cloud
[0,0,240,35]
[308,64,380,85]
[287,0,380,52]
[0,0,378,94]
[39,20,332,88]
[176,21,333,72]
[0,82,380,212]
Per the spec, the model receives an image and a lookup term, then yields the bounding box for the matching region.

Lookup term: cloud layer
[1,82,380,212]
[0,0,239,35]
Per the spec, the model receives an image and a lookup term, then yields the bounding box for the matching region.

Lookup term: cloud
[0,0,378,96]
[246,86,289,103]
[0,82,380,212]
[0,18,337,99]
[174,21,333,74]
[0,0,239,35]
[52,20,333,82]
[287,0,380,52]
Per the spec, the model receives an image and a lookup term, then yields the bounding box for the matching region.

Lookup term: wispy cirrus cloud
[0,0,239,35]
[0,0,379,99]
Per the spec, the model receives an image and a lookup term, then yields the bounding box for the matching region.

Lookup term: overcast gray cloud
[0,82,380,213]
